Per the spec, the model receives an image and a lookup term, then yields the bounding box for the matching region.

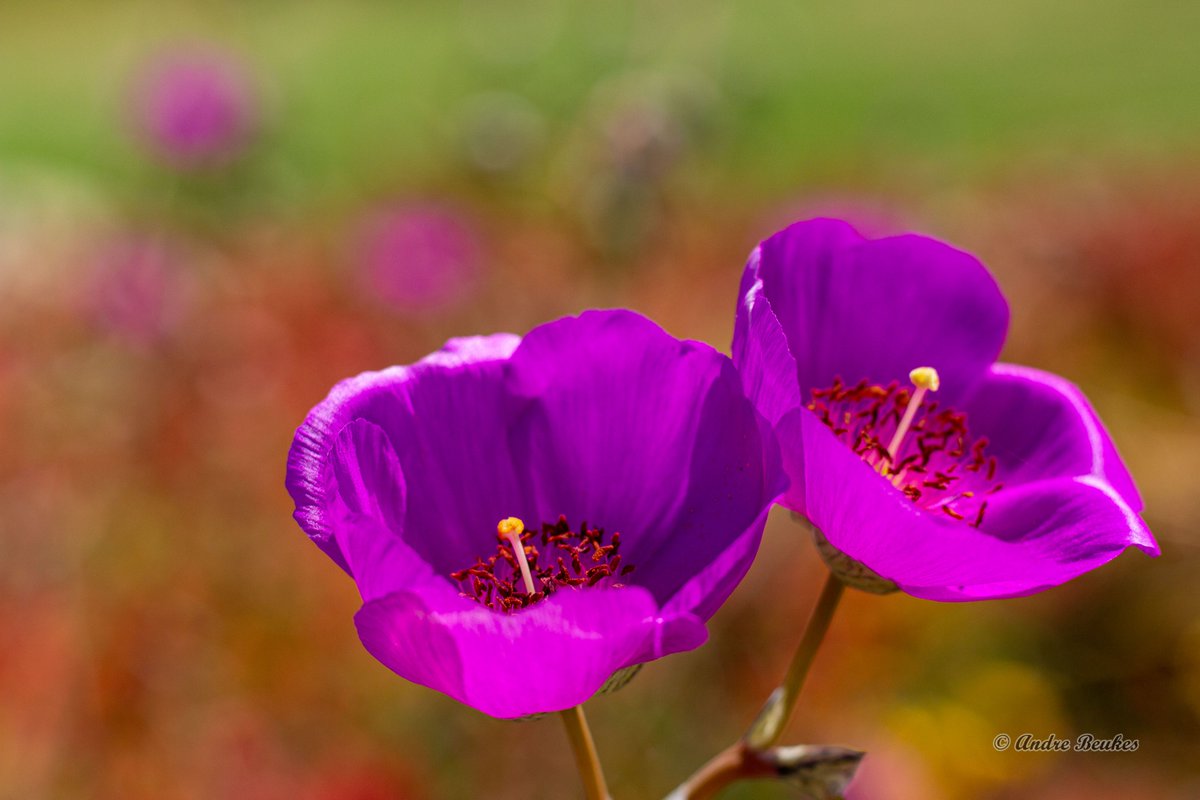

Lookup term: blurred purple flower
[83,234,188,347]
[131,47,257,170]
[733,218,1158,601]
[286,310,782,717]
[355,204,480,312]
[766,193,910,240]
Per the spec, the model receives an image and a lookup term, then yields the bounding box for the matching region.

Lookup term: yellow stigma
[496,516,535,595]
[497,517,525,539]
[884,366,942,463]
[909,366,940,392]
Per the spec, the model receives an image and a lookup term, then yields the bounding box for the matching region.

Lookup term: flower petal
[503,310,781,612]
[751,218,1009,403]
[660,503,773,622]
[731,247,803,427]
[330,419,406,534]
[286,333,521,574]
[354,585,706,718]
[962,364,1143,509]
[323,419,441,600]
[779,407,1155,602]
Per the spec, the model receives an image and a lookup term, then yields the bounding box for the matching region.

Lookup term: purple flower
[354,204,480,312]
[286,310,782,717]
[83,233,189,347]
[131,47,257,170]
[732,218,1158,601]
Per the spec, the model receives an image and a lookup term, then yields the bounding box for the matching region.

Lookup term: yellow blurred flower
[886,661,1066,799]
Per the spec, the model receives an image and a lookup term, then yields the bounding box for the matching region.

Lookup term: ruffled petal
[329,419,406,535]
[778,407,1155,602]
[354,585,706,718]
[322,419,438,600]
[753,218,1009,403]
[731,247,804,427]
[285,333,521,574]
[503,310,781,612]
[962,364,1143,510]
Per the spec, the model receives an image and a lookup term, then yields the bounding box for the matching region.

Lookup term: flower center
[808,367,1002,527]
[450,516,635,612]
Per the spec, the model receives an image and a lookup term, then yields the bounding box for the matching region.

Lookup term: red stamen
[808,377,1004,528]
[451,515,633,612]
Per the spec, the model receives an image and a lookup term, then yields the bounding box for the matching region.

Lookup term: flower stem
[667,571,846,797]
[560,705,609,800]
[666,743,864,800]
[665,743,761,800]
[746,570,845,749]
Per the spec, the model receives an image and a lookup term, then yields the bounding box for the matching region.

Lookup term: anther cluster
[809,378,1003,526]
[451,515,635,612]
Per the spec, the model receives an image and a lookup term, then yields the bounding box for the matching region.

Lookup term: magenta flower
[83,233,189,347]
[131,47,257,170]
[286,310,782,717]
[354,203,480,312]
[733,218,1158,601]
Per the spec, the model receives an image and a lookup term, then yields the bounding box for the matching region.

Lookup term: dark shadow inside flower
[287,310,784,717]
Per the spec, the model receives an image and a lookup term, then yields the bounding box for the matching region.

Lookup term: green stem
[560,705,609,800]
[746,570,845,749]
[669,570,847,797]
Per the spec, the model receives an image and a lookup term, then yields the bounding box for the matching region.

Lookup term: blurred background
[2,1,1198,798]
